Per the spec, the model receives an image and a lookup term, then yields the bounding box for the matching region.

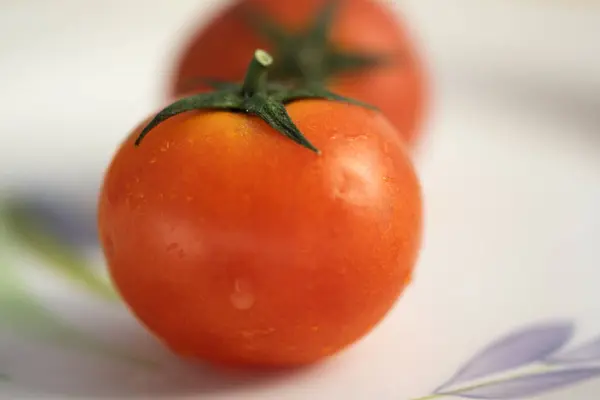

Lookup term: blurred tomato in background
[171,0,427,146]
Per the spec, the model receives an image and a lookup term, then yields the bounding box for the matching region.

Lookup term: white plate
[1,1,600,399]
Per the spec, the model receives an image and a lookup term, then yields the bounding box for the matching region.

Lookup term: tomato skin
[171,0,427,146]
[98,101,422,367]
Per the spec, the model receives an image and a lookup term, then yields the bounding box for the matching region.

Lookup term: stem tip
[255,49,273,67]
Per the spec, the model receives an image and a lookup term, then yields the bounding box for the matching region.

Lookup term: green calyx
[136,49,375,154]
[240,0,392,84]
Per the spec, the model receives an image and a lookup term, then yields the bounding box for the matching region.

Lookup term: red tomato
[171,0,427,146]
[99,51,422,367]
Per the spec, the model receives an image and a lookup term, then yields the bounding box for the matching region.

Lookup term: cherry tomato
[170,0,427,146]
[99,51,422,367]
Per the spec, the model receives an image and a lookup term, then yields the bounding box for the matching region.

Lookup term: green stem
[411,395,442,400]
[241,49,273,97]
[410,364,560,400]
[134,48,366,153]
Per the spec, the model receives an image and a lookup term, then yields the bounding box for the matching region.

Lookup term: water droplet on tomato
[166,242,179,251]
[230,279,255,310]
[160,141,172,152]
[330,152,381,207]
[347,134,368,142]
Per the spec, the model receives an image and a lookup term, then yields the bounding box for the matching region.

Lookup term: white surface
[1,0,600,399]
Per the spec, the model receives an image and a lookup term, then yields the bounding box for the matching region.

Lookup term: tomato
[99,50,422,367]
[171,0,427,146]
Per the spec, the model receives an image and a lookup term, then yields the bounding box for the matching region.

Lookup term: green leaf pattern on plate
[0,204,158,375]
[1,203,117,302]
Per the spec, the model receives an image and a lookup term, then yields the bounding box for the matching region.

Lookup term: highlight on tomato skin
[169,0,427,147]
[99,50,423,368]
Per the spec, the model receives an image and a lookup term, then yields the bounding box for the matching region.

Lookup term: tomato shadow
[0,282,317,399]
[0,329,316,398]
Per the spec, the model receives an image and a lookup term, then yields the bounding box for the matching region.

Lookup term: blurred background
[1,0,599,202]
[1,0,600,399]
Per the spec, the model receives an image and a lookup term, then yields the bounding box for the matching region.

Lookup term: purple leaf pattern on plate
[436,321,574,391]
[548,336,600,364]
[439,367,600,399]
[5,196,98,249]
